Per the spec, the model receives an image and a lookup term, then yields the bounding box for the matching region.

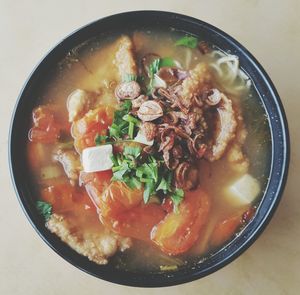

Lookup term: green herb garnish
[175,35,198,48]
[170,189,184,212]
[95,134,108,145]
[109,100,138,139]
[111,145,183,207]
[36,200,52,221]
[149,57,176,78]
[123,73,138,82]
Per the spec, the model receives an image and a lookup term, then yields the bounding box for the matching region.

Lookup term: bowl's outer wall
[9,11,289,287]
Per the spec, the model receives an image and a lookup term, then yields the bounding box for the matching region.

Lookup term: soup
[26,29,271,272]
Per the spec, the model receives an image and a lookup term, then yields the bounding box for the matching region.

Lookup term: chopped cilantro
[175,35,198,48]
[171,189,184,212]
[123,73,137,82]
[159,57,176,68]
[143,181,155,203]
[111,144,184,206]
[109,100,137,139]
[124,145,142,158]
[95,134,108,145]
[36,200,52,221]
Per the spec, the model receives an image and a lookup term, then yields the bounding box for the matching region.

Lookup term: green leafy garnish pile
[175,35,198,48]
[36,200,52,221]
[111,145,184,209]
[104,101,139,141]
[94,101,141,146]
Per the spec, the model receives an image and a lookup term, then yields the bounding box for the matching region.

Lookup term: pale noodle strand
[209,50,251,95]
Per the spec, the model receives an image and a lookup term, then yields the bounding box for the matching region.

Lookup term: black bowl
[9,11,289,287]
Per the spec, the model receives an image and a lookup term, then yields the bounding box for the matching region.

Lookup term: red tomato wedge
[96,181,166,242]
[210,215,242,248]
[151,188,211,255]
[112,204,166,242]
[71,106,114,152]
[29,106,60,143]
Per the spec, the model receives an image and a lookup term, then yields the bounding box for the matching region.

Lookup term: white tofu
[134,129,154,146]
[82,145,113,173]
[227,174,260,206]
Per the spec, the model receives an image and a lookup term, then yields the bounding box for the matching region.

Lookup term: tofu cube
[82,145,113,173]
[227,174,260,206]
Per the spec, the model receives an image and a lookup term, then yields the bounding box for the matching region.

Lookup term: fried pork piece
[113,35,137,81]
[204,93,237,161]
[180,63,212,108]
[226,122,249,173]
[46,213,132,265]
[67,89,94,123]
[53,149,82,184]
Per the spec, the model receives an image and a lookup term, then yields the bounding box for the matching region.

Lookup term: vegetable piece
[82,145,113,173]
[170,188,184,212]
[123,73,138,82]
[227,174,260,206]
[151,189,211,255]
[210,215,242,248]
[112,204,166,241]
[109,100,135,139]
[28,106,60,144]
[99,182,166,241]
[36,200,52,221]
[175,36,198,48]
[128,122,135,139]
[159,57,176,68]
[95,134,108,145]
[72,106,114,152]
[111,145,179,204]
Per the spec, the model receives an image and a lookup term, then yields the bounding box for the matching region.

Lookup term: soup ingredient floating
[27,32,263,267]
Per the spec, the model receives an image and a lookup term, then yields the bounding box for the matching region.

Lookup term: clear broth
[27,29,271,272]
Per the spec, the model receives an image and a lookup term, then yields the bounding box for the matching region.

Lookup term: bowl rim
[9,10,290,287]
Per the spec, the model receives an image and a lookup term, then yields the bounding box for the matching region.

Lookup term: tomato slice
[151,188,211,255]
[114,204,166,241]
[94,181,166,242]
[210,214,243,248]
[99,181,143,219]
[29,106,63,144]
[71,106,114,152]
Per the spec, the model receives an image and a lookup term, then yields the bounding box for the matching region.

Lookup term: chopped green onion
[123,73,137,82]
[36,200,52,221]
[175,35,198,48]
[128,122,135,139]
[122,114,140,125]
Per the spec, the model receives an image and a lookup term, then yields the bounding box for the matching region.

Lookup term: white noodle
[208,50,251,95]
